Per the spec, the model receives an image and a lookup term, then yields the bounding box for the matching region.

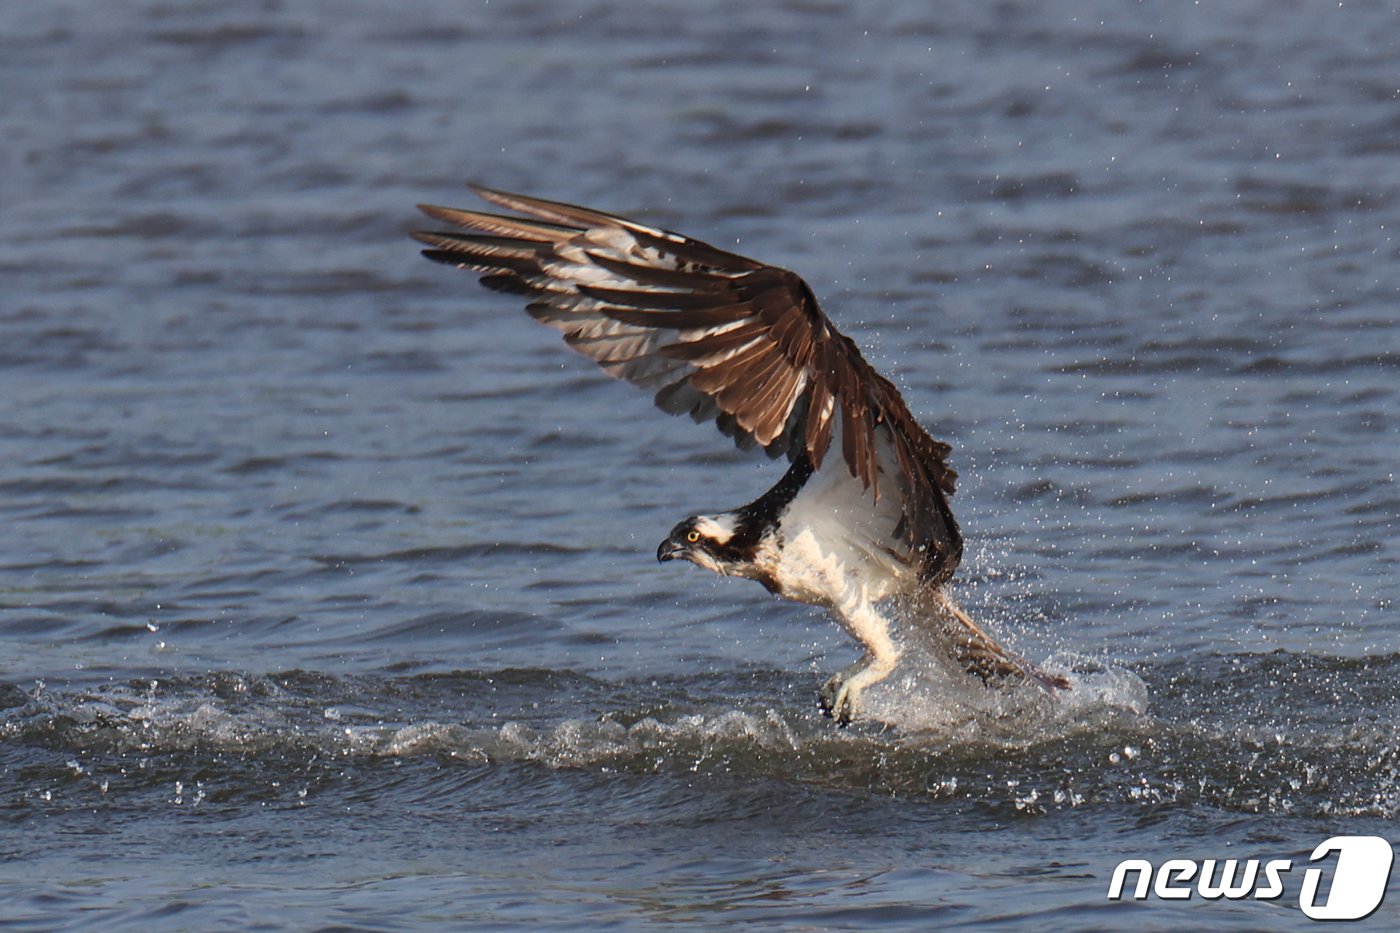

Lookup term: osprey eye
[686,530,700,543]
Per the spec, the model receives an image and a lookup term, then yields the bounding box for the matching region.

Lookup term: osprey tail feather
[931,591,1070,693]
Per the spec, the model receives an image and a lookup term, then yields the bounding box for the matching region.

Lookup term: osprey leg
[820,600,901,725]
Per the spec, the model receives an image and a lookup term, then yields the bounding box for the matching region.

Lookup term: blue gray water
[2,1,1398,929]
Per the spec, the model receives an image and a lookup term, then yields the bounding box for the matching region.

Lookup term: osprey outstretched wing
[414,186,1066,723]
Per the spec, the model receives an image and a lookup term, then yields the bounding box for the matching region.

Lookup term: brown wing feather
[414,185,962,579]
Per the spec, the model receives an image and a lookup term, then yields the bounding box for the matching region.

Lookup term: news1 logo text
[1108,836,1393,921]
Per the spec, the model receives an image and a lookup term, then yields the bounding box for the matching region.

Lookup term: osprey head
[657,514,742,575]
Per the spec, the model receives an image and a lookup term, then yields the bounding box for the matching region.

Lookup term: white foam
[853,643,1150,739]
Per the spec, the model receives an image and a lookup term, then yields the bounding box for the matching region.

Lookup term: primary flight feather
[414,185,1066,723]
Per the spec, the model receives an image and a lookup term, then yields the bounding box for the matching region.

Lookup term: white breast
[761,426,919,607]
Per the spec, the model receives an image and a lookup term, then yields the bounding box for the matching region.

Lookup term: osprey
[413,186,1067,724]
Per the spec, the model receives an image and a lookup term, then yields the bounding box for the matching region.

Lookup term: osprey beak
[657,539,683,563]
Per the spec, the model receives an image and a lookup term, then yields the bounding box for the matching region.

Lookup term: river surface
[2,1,1398,929]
